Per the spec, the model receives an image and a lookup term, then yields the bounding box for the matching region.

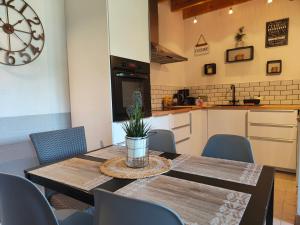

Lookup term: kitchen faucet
[230,84,239,105]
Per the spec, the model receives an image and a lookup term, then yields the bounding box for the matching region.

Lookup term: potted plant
[122,91,150,168]
[235,26,246,47]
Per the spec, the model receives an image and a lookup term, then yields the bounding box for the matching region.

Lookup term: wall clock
[0,0,45,66]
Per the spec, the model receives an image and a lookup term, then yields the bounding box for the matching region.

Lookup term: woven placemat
[99,155,172,179]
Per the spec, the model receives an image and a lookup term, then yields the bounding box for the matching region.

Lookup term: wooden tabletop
[25,147,275,225]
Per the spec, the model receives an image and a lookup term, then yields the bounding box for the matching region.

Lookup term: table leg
[266,181,274,225]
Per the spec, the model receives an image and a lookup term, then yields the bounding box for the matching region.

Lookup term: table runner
[87,145,162,160]
[172,155,262,186]
[29,158,112,191]
[116,175,251,225]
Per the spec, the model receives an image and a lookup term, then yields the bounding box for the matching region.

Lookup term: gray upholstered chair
[30,127,87,165]
[148,129,176,153]
[202,134,254,163]
[29,127,89,210]
[94,189,185,225]
[0,173,93,225]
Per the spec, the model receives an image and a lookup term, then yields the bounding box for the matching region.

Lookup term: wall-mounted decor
[204,63,216,75]
[265,18,289,48]
[226,46,254,63]
[267,60,282,75]
[194,34,209,56]
[235,27,246,48]
[0,0,45,66]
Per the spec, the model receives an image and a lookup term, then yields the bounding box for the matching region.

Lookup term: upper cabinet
[107,0,150,63]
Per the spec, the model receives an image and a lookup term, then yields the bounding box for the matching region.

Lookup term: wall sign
[0,0,45,66]
[265,18,289,48]
[194,34,209,56]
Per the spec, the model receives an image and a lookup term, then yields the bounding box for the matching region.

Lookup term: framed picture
[204,63,216,75]
[267,60,282,75]
[266,18,289,48]
[226,46,254,63]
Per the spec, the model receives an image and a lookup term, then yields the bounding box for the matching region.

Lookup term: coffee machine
[177,89,189,105]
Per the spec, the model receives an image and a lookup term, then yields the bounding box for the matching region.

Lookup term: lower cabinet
[207,110,248,139]
[249,137,297,170]
[190,110,208,156]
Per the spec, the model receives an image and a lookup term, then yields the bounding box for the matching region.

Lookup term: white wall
[0,0,70,118]
[184,0,300,86]
[65,0,112,151]
[0,0,71,175]
[150,0,187,86]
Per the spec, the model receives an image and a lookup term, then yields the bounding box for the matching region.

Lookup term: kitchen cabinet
[190,110,208,155]
[107,0,150,62]
[207,110,248,139]
[170,112,192,155]
[66,0,150,150]
[65,0,112,150]
[248,110,298,171]
[150,115,170,130]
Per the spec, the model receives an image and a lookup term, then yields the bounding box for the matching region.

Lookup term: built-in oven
[110,55,152,122]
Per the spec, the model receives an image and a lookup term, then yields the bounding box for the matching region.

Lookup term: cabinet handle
[172,124,190,130]
[249,136,295,143]
[176,137,190,144]
[249,122,296,128]
[249,110,295,113]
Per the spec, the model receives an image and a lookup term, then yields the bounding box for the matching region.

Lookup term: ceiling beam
[182,0,252,19]
[171,0,211,11]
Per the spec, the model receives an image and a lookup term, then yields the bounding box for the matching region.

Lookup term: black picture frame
[204,63,216,75]
[267,60,282,75]
[226,46,254,63]
[265,18,289,48]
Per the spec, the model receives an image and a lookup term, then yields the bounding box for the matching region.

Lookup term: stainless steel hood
[149,0,188,64]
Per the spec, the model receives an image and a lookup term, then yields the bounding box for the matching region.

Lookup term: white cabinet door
[112,117,152,145]
[208,110,247,139]
[150,115,170,130]
[108,0,150,62]
[176,138,192,155]
[250,137,297,170]
[190,110,208,156]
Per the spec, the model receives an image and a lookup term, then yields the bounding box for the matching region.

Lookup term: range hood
[149,0,188,64]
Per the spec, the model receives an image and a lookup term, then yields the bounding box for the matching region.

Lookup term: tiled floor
[274,172,297,225]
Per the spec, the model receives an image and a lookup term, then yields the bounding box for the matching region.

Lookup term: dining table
[25,145,274,225]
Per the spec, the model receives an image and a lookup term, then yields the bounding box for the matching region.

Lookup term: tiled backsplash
[151,80,300,110]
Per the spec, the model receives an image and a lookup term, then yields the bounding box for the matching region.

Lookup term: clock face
[0,0,45,66]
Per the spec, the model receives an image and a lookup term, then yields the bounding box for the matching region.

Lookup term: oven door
[111,74,151,122]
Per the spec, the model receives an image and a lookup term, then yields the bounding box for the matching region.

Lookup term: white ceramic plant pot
[126,136,149,168]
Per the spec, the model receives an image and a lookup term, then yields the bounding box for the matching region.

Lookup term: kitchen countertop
[152,105,300,117]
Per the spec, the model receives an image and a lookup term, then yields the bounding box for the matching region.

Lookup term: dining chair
[148,129,177,153]
[30,126,87,165]
[202,134,254,163]
[0,173,93,225]
[94,189,185,225]
[29,126,89,210]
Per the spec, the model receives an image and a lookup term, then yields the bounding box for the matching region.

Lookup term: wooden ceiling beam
[182,0,252,19]
[171,0,211,11]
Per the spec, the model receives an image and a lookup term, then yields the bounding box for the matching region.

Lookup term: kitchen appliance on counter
[110,55,151,122]
[177,89,189,105]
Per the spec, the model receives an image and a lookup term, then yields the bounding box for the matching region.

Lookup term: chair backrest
[202,134,254,163]
[148,129,176,153]
[30,127,87,165]
[94,189,185,225]
[0,173,59,225]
